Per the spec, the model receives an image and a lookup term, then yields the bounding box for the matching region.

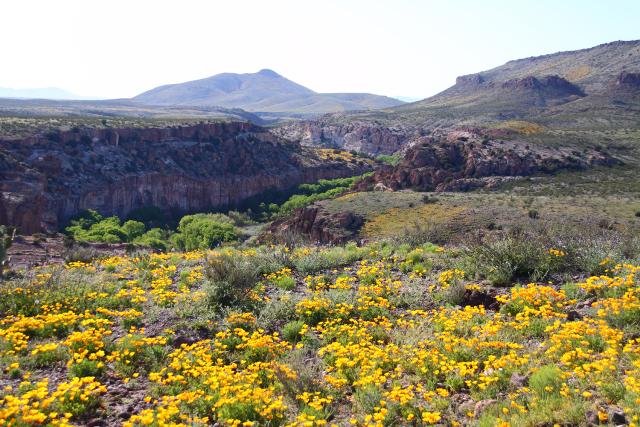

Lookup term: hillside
[278,40,640,155]
[133,69,404,114]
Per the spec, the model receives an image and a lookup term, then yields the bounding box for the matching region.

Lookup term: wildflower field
[1,239,639,426]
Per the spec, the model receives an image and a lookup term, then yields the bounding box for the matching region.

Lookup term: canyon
[0,122,369,234]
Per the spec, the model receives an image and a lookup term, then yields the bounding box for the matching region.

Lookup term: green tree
[171,214,238,251]
[122,220,146,240]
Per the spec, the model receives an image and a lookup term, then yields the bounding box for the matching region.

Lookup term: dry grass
[362,204,466,239]
[492,120,546,135]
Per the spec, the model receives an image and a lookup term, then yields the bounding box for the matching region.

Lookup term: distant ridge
[0,87,92,100]
[133,69,404,114]
[382,39,640,124]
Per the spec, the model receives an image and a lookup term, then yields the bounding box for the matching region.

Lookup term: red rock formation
[264,205,364,244]
[0,122,369,234]
[356,133,618,192]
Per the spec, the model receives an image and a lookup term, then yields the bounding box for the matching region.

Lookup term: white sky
[1,0,639,99]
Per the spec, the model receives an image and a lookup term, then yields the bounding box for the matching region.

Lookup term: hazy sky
[2,0,639,100]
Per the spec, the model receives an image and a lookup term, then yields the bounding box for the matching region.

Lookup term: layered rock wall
[0,122,368,233]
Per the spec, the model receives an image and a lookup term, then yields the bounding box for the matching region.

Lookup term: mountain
[277,40,640,155]
[133,69,404,114]
[394,40,640,123]
[0,87,87,100]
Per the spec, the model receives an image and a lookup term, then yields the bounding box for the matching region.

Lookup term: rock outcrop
[500,75,584,97]
[0,122,370,234]
[455,74,485,87]
[356,131,618,192]
[615,71,640,89]
[264,204,364,244]
[274,120,416,156]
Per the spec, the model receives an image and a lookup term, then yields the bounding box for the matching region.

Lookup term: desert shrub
[64,246,101,263]
[0,225,15,276]
[528,209,539,219]
[281,320,305,343]
[204,252,262,311]
[171,214,238,250]
[435,281,467,306]
[422,194,438,204]
[463,235,560,285]
[121,220,146,240]
[257,291,301,331]
[389,282,433,310]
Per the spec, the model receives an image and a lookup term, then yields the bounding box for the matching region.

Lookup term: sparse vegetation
[0,226,14,277]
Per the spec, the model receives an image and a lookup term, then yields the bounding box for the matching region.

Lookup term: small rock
[608,407,626,425]
[87,419,107,427]
[510,372,529,388]
[567,310,582,321]
[586,410,599,425]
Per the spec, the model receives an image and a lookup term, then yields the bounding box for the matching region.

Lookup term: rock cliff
[274,119,417,156]
[355,131,618,192]
[0,122,369,234]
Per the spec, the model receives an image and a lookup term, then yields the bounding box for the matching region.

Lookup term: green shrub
[65,210,147,244]
[266,174,371,218]
[273,275,296,290]
[375,154,401,166]
[171,214,238,250]
[133,228,172,251]
[464,235,559,286]
[68,359,105,378]
[121,220,146,240]
[529,365,563,399]
[204,253,262,311]
[282,320,305,343]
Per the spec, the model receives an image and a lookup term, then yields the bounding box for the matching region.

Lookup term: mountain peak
[133,70,403,114]
[257,69,281,78]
